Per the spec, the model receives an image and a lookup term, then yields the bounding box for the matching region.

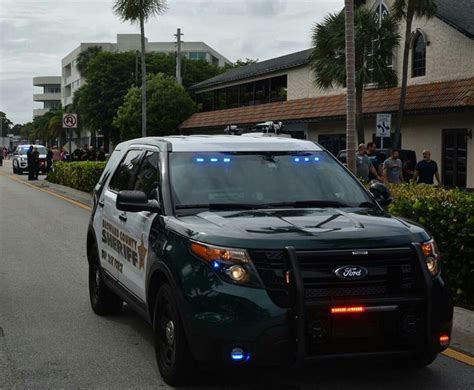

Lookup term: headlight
[190,242,262,287]
[421,239,440,276]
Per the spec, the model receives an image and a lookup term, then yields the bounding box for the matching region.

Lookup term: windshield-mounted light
[421,239,441,276]
[190,242,261,287]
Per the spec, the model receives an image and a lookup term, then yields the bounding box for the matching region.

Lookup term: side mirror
[116,190,160,213]
[368,182,393,207]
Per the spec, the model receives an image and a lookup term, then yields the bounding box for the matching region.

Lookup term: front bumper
[180,243,453,365]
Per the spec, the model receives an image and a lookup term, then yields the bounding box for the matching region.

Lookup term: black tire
[18,170,23,175]
[154,283,195,386]
[88,245,123,315]
[12,164,17,174]
[412,349,438,368]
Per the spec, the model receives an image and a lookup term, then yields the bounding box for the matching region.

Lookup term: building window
[226,86,240,108]
[196,75,288,112]
[374,2,389,26]
[270,75,287,102]
[254,79,270,104]
[318,134,346,157]
[189,52,207,61]
[412,32,426,77]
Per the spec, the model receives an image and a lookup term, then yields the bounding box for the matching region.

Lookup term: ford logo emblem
[334,265,368,280]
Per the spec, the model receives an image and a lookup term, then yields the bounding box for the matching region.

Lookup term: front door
[119,150,161,302]
[442,129,468,188]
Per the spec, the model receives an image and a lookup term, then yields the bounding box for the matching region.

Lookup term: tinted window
[170,152,372,209]
[109,150,143,192]
[97,149,122,186]
[134,152,160,200]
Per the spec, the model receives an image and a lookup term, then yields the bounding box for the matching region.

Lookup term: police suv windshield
[169,151,374,211]
[19,147,47,155]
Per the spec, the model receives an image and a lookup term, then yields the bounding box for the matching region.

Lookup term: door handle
[119,213,127,222]
[98,200,104,208]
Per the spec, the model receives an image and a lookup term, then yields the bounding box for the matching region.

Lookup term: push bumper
[181,243,453,366]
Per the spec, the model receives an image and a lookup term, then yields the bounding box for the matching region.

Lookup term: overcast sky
[0,0,343,125]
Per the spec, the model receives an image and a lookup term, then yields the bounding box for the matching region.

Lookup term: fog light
[439,335,450,347]
[230,347,248,362]
[426,256,438,275]
[226,265,247,282]
[331,306,365,314]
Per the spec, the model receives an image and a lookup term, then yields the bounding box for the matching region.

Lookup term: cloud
[0,0,343,124]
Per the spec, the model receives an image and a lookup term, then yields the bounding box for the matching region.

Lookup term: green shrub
[47,161,107,193]
[388,184,474,305]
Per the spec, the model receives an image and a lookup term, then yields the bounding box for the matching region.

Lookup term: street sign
[62,114,78,129]
[376,113,391,138]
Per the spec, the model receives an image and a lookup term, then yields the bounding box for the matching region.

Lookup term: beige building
[32,76,61,117]
[182,0,474,188]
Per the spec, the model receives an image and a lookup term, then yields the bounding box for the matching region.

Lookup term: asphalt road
[0,163,473,389]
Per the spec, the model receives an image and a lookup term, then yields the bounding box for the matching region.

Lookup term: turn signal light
[331,306,365,314]
[439,335,450,347]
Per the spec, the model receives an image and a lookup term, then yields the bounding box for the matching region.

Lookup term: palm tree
[113,0,168,138]
[392,0,436,148]
[311,7,399,145]
[345,0,357,174]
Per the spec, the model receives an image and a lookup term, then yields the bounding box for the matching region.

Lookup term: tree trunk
[355,83,364,144]
[394,8,414,149]
[140,13,147,138]
[345,0,357,174]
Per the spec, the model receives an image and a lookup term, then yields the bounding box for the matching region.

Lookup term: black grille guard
[284,243,433,365]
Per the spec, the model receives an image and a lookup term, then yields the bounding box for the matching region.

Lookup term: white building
[32,76,61,117]
[182,0,474,188]
[61,34,231,106]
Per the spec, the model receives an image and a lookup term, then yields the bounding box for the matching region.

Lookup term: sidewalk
[1,159,473,358]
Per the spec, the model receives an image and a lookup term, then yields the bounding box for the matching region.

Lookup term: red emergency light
[331,306,365,314]
[439,335,450,347]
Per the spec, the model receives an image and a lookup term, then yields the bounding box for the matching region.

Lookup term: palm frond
[113,0,168,23]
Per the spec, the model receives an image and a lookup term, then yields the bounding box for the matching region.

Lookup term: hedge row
[47,162,474,304]
[47,161,106,193]
[388,184,474,305]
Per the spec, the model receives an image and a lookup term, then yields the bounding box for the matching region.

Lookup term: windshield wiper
[264,200,351,208]
[175,203,271,211]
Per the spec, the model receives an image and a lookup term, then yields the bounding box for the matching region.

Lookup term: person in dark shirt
[366,142,383,181]
[414,150,441,185]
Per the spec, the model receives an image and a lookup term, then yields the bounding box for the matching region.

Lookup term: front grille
[249,247,422,307]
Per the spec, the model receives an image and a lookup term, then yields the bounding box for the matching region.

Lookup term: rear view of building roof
[436,0,474,39]
[191,49,313,91]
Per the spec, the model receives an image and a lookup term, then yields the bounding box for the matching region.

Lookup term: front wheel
[154,284,195,386]
[88,246,123,315]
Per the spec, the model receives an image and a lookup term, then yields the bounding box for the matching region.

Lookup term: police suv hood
[167,208,429,250]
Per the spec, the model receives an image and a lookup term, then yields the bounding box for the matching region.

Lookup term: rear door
[96,149,144,281]
[119,149,162,302]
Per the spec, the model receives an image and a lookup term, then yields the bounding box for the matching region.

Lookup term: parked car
[12,144,48,175]
[336,149,417,181]
[87,135,451,386]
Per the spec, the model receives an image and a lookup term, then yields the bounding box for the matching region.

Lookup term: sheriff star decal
[138,234,147,270]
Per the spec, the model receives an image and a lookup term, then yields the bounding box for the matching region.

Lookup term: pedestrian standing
[46,146,53,178]
[356,144,382,182]
[413,149,441,186]
[97,146,106,162]
[52,145,61,162]
[383,149,404,184]
[32,147,40,180]
[366,142,383,180]
[27,145,35,180]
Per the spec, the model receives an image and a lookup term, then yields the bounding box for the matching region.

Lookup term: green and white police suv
[87,135,453,385]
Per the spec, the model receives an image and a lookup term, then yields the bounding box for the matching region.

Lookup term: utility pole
[175,28,183,86]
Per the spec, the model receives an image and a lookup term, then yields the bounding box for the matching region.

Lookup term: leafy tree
[225,58,258,69]
[392,0,437,148]
[113,0,168,138]
[0,111,13,137]
[72,51,136,149]
[311,7,399,143]
[77,46,103,75]
[114,73,196,140]
[11,124,22,136]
